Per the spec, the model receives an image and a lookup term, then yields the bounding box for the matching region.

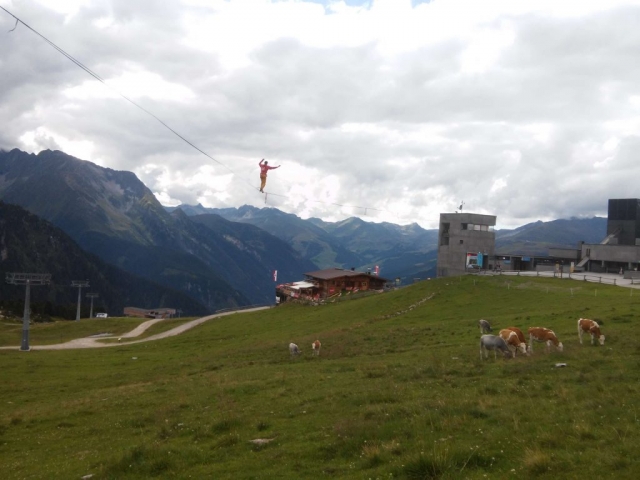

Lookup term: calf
[289,343,301,357]
[505,326,531,355]
[480,334,511,360]
[312,339,321,356]
[578,318,605,346]
[528,327,563,353]
[498,329,527,357]
[478,319,492,334]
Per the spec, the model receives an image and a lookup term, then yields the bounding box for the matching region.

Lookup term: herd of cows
[286,320,606,360]
[479,318,606,360]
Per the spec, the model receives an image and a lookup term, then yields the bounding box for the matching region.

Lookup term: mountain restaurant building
[304,268,389,299]
[276,268,388,303]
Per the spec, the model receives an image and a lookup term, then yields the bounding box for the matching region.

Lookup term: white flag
[273,270,278,282]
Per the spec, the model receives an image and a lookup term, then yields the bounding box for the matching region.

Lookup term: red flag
[272,270,278,282]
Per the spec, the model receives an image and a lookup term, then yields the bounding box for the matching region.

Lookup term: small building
[437,212,497,277]
[276,281,319,303]
[124,307,176,319]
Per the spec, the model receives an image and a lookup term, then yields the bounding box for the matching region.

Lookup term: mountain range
[0,148,608,316]
[0,149,313,313]
[0,201,209,319]
[169,204,607,279]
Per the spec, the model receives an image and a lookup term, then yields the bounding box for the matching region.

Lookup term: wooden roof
[304,268,388,282]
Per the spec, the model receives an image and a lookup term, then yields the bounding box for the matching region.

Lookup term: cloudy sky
[1,0,640,229]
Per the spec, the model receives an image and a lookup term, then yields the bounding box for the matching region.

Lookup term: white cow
[480,334,511,360]
[289,343,301,357]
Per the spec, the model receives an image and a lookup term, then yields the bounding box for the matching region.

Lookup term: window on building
[440,235,449,246]
[461,222,495,231]
[441,222,450,233]
[460,239,464,244]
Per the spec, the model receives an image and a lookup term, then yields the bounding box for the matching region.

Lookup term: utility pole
[86,292,99,318]
[5,273,52,351]
[71,280,90,321]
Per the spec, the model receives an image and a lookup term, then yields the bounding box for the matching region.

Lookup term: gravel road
[0,306,270,351]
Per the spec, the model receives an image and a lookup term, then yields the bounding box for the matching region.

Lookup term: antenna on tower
[459,200,465,212]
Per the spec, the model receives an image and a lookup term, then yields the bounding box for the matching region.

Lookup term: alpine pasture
[1,275,639,479]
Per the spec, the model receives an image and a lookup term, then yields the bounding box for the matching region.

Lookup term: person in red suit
[259,159,280,192]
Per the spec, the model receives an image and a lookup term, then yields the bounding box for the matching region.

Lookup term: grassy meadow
[1,275,639,479]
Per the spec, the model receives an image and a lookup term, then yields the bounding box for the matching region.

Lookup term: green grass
[1,275,640,479]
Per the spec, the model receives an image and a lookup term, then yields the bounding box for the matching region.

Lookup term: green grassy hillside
[1,275,639,479]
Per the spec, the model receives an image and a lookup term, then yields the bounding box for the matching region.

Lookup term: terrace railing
[477,269,622,286]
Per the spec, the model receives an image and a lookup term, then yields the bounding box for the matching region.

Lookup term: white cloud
[19,127,97,162]
[3,0,640,230]
[64,70,195,102]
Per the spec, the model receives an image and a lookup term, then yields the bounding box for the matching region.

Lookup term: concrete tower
[436,212,497,277]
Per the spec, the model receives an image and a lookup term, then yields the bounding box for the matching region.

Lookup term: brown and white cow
[498,329,527,357]
[528,327,563,353]
[312,339,321,356]
[578,318,605,346]
[505,326,531,355]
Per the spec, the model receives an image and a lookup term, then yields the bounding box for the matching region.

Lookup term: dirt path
[0,307,270,351]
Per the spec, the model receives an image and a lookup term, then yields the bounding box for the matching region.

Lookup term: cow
[528,327,563,353]
[578,318,605,346]
[289,343,301,357]
[478,319,493,334]
[312,339,321,356]
[498,329,528,357]
[480,334,511,360]
[505,326,531,355]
